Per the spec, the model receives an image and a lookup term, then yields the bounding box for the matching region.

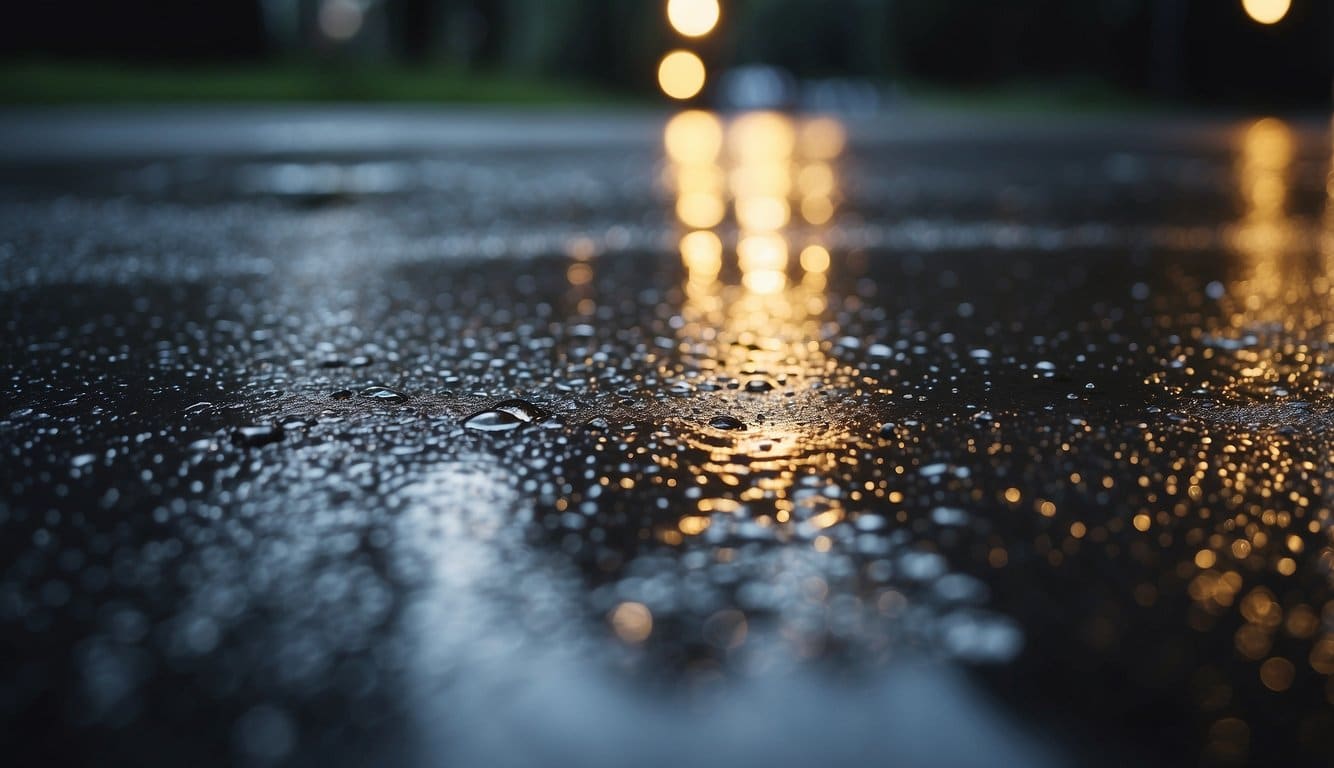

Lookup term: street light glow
[658,50,707,100]
[1241,0,1291,24]
[667,0,720,38]
[318,0,364,41]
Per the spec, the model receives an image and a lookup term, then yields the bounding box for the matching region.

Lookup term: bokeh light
[664,110,723,164]
[658,50,707,100]
[667,0,721,38]
[666,110,725,229]
[318,0,364,41]
[609,602,653,644]
[1241,0,1291,24]
[676,193,725,228]
[798,245,830,273]
[679,230,722,281]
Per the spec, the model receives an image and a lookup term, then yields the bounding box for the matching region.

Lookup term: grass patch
[0,60,625,105]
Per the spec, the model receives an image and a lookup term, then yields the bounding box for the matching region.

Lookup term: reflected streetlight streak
[1156,116,1334,711]
[731,112,795,294]
[666,111,726,235]
[1325,115,1334,265]
[1232,117,1299,323]
[663,109,850,536]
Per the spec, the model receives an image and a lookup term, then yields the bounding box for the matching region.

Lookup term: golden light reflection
[1238,118,1293,243]
[1138,115,1334,720]
[799,117,846,160]
[1241,0,1291,24]
[799,245,830,273]
[1226,118,1316,348]
[677,193,726,228]
[731,112,797,295]
[658,50,707,100]
[666,111,725,232]
[563,235,598,315]
[680,230,723,281]
[666,0,720,38]
[1325,114,1334,269]
[664,110,723,162]
[661,109,852,547]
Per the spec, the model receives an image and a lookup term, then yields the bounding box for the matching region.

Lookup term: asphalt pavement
[2,106,1333,767]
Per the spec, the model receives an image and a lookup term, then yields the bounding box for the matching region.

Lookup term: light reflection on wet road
[2,108,1334,767]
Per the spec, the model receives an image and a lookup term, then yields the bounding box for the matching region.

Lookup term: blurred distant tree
[885,0,1330,105]
[1,0,267,60]
[1,0,1329,106]
[457,0,1330,105]
[491,0,661,88]
[732,0,887,77]
[381,0,503,66]
[887,0,1147,88]
[394,0,435,62]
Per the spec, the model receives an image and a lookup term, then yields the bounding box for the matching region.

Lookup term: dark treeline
[3,0,1331,106]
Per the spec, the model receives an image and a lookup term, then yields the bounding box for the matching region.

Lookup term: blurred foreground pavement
[2,106,1334,767]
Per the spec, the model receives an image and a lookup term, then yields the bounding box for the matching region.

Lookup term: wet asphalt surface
[3,107,1334,767]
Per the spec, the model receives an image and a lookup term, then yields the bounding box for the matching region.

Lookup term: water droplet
[744,379,774,393]
[463,398,549,432]
[584,416,611,431]
[331,389,353,400]
[359,386,408,403]
[708,415,746,430]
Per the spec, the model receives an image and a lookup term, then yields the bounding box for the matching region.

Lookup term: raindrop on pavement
[358,386,408,403]
[708,415,746,430]
[463,398,550,432]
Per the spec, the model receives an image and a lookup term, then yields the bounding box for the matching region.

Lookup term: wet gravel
[3,108,1334,767]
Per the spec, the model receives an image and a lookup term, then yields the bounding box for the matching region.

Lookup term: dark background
[1,1,1332,107]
